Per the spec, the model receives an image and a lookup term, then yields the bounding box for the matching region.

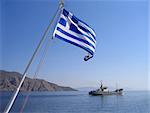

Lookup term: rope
[19,1,64,113]
[3,2,63,113]
[19,36,52,113]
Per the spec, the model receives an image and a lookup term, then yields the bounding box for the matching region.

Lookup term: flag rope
[19,35,52,113]
[3,1,64,113]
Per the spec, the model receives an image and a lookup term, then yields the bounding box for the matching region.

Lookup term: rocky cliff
[0,70,76,91]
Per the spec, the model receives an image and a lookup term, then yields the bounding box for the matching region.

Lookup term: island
[0,70,77,92]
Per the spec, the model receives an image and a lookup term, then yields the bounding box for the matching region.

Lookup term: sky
[0,0,149,90]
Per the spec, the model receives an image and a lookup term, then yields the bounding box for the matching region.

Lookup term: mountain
[0,70,77,92]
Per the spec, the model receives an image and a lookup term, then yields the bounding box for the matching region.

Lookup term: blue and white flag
[53,8,96,61]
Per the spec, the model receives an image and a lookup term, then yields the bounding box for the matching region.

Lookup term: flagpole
[4,1,64,113]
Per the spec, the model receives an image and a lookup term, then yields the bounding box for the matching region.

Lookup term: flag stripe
[55,34,94,55]
[57,23,96,47]
[63,9,96,38]
[70,14,96,39]
[55,29,95,53]
[63,12,96,41]
[78,21,96,39]
[60,14,96,43]
[57,27,95,50]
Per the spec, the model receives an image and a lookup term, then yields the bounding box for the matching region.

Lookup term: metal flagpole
[4,1,64,113]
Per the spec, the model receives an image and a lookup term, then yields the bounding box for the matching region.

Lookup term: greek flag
[53,9,96,61]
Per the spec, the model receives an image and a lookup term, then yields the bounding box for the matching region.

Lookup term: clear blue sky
[1,0,149,90]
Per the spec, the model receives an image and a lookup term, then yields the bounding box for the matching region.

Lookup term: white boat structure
[89,82,123,96]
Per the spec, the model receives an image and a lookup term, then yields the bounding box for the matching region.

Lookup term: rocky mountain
[0,70,77,92]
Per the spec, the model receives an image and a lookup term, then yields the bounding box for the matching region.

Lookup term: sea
[0,91,150,113]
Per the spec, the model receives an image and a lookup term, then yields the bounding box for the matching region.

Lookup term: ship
[89,82,123,96]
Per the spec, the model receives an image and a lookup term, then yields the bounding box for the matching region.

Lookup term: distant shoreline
[0,70,77,92]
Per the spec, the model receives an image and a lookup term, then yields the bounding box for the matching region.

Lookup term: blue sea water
[0,91,150,113]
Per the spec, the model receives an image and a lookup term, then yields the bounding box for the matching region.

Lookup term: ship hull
[89,91,123,96]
